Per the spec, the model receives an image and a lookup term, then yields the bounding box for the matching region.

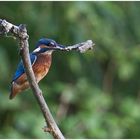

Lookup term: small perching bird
[10,38,64,99]
[10,38,94,99]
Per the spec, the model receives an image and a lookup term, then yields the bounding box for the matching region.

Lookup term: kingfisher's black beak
[54,43,65,51]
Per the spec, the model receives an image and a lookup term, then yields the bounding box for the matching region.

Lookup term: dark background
[0,1,140,138]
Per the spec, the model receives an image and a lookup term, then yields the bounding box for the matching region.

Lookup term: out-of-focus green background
[0,1,140,139]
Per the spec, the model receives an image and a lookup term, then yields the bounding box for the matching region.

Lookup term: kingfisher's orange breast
[33,53,52,82]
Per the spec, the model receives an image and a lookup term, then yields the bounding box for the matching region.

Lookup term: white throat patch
[44,50,53,55]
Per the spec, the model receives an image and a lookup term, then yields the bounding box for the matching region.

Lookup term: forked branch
[0,19,95,139]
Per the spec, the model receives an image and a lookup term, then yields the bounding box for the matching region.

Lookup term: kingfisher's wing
[12,54,37,82]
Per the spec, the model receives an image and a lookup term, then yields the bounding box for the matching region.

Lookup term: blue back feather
[12,53,37,82]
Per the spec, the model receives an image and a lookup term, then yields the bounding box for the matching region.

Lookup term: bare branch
[0,19,64,139]
[60,40,94,53]
[0,19,95,139]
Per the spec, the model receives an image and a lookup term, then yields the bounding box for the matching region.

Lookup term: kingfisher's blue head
[33,38,64,54]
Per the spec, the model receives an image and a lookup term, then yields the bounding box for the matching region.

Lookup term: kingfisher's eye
[49,42,55,46]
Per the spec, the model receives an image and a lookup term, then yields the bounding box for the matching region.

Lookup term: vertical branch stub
[18,24,29,40]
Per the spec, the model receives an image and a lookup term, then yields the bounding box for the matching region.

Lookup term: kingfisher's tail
[9,82,18,99]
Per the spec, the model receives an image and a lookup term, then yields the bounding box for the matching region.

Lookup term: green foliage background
[0,1,140,138]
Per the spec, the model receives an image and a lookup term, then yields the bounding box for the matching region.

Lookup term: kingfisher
[9,38,64,99]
